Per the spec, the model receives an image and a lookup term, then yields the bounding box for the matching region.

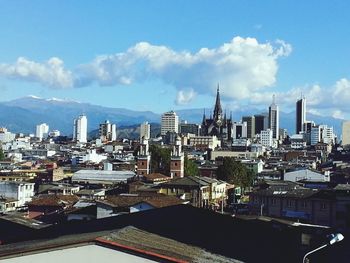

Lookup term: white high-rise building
[268,95,279,139]
[311,125,335,145]
[260,129,273,148]
[73,114,87,143]
[232,122,248,139]
[140,121,151,141]
[99,120,117,142]
[36,123,49,141]
[342,121,350,146]
[161,111,179,136]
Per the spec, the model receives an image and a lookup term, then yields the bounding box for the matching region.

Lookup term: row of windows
[254,197,328,210]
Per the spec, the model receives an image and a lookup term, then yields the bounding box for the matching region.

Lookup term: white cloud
[333,78,350,108]
[77,37,292,100]
[0,37,292,102]
[175,89,197,105]
[332,110,345,119]
[0,57,74,88]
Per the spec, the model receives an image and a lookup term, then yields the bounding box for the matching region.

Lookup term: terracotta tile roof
[98,194,183,209]
[143,173,171,181]
[28,195,79,207]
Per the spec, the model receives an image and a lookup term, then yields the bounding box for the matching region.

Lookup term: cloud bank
[0,37,291,102]
[0,36,349,118]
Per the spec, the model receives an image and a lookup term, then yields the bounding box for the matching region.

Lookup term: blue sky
[0,1,350,118]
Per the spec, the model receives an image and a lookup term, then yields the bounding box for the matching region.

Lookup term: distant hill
[0,96,343,137]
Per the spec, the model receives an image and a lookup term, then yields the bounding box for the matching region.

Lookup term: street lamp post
[303,233,344,263]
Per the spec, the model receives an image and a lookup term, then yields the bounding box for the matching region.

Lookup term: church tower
[137,139,151,176]
[170,138,184,178]
[213,84,223,124]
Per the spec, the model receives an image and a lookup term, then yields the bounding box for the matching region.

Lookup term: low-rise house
[157,176,227,208]
[76,189,106,200]
[96,194,183,219]
[141,173,171,184]
[0,181,35,207]
[27,195,79,223]
[0,197,18,213]
[249,181,337,227]
[38,183,80,195]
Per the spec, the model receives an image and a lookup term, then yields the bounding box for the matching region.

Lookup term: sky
[0,1,350,118]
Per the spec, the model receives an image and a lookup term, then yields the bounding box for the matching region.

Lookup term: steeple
[202,109,206,124]
[213,84,223,121]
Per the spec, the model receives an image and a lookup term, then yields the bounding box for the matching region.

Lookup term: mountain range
[0,96,344,137]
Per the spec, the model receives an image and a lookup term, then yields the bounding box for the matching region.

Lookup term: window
[175,162,178,166]
[286,200,293,208]
[141,162,144,165]
[271,198,277,206]
[320,202,327,210]
[301,201,308,208]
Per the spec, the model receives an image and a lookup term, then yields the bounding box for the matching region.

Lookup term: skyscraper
[242,116,255,139]
[296,97,306,134]
[254,114,267,135]
[36,123,49,141]
[342,121,350,146]
[161,111,179,136]
[268,95,279,139]
[99,120,117,142]
[73,114,87,143]
[140,121,151,141]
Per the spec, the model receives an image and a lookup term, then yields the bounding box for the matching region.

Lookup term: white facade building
[232,122,248,139]
[0,129,15,143]
[260,129,273,148]
[290,134,307,149]
[342,120,350,146]
[189,136,221,150]
[0,181,35,207]
[140,121,151,141]
[311,125,335,146]
[73,114,87,143]
[161,111,179,135]
[36,123,49,141]
[49,130,61,137]
[71,149,107,165]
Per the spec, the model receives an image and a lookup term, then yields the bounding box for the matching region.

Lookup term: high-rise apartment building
[311,125,335,146]
[342,121,350,146]
[99,120,117,142]
[140,121,151,141]
[268,95,279,139]
[73,114,87,143]
[296,97,306,134]
[242,116,255,139]
[232,122,248,139]
[36,123,49,141]
[254,114,267,135]
[260,129,273,148]
[161,111,179,136]
[179,122,200,136]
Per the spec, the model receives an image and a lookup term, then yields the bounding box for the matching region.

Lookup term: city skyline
[0,1,350,119]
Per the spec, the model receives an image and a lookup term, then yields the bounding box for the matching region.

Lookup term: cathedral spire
[202,108,206,124]
[213,84,223,121]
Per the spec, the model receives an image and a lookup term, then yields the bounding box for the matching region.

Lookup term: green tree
[216,157,254,188]
[0,148,4,161]
[184,155,199,177]
[149,144,171,175]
